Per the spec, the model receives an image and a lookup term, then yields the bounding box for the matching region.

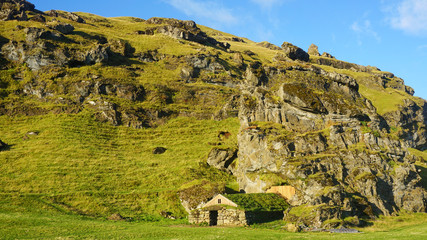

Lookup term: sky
[31,0,427,100]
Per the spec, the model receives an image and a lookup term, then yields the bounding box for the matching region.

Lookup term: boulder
[108,39,135,57]
[45,10,85,23]
[227,37,245,43]
[51,23,74,34]
[85,45,109,65]
[284,223,301,232]
[256,41,281,50]
[29,14,45,22]
[308,43,320,56]
[153,147,167,154]
[244,61,267,86]
[24,27,46,42]
[108,213,125,221]
[321,52,334,58]
[87,99,121,125]
[206,147,237,173]
[24,27,65,43]
[281,42,309,62]
[232,52,244,66]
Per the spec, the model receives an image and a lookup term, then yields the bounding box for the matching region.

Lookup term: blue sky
[32,0,427,100]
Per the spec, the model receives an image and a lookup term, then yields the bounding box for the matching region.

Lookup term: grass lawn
[1,210,427,239]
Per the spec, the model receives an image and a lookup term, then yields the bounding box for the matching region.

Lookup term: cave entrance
[209,211,218,226]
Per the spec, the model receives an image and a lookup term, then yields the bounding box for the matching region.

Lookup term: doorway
[209,211,218,226]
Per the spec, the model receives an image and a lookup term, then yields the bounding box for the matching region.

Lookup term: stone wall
[217,209,247,226]
[189,208,284,226]
[188,208,247,226]
[188,209,210,224]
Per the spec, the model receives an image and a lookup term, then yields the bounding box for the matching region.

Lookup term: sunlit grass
[0,112,240,218]
[0,209,426,239]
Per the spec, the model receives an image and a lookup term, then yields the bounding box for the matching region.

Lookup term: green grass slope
[0,112,240,219]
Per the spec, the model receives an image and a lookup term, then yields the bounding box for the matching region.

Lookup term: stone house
[188,193,288,226]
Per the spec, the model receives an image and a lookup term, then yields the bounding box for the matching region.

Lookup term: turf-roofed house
[188,193,289,226]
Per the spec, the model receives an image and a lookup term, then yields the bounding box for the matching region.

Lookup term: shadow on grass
[0,143,12,151]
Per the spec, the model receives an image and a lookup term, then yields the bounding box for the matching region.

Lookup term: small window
[218,199,221,204]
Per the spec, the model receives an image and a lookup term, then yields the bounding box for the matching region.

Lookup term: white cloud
[351,20,381,44]
[250,0,287,9]
[164,0,238,25]
[388,0,427,35]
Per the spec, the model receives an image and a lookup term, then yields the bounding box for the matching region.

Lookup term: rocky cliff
[1,0,426,228]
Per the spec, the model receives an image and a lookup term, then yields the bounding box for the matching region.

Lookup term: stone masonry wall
[217,209,247,226]
[188,208,248,226]
[188,209,210,224]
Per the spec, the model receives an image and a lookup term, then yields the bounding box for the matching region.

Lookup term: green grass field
[1,209,426,239]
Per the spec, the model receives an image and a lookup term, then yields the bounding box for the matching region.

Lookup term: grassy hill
[1,1,427,236]
[0,112,240,219]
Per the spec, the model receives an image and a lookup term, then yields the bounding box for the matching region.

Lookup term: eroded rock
[45,10,85,23]
[153,147,167,154]
[281,42,310,62]
[206,147,237,173]
[50,23,74,34]
[147,17,230,50]
[0,0,35,21]
[308,44,320,56]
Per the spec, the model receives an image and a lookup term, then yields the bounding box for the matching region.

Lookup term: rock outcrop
[257,41,281,50]
[228,59,427,227]
[308,44,320,56]
[383,99,427,150]
[281,42,310,62]
[146,17,230,50]
[45,10,85,23]
[0,0,35,21]
[206,147,237,173]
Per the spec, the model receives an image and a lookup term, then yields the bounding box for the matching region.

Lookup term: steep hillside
[1,0,426,228]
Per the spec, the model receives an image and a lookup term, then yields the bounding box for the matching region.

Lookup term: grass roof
[225,193,289,212]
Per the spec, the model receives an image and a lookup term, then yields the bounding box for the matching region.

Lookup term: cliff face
[1,0,426,227]
[223,56,426,227]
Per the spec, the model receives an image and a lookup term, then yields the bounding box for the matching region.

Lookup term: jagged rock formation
[281,42,310,62]
[45,10,85,23]
[0,0,35,21]
[308,43,320,56]
[257,41,281,50]
[206,147,237,173]
[383,99,427,149]
[145,17,230,50]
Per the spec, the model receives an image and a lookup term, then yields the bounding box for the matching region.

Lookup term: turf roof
[224,193,289,212]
